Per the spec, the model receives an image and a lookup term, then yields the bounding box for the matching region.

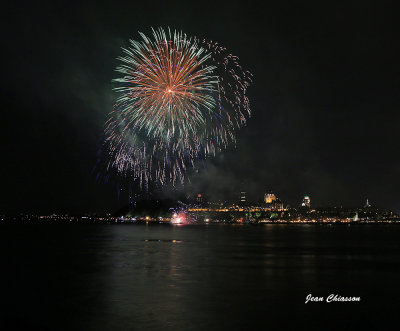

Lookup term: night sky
[2,1,398,214]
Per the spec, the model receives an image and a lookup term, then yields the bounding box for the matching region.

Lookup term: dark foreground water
[1,224,400,330]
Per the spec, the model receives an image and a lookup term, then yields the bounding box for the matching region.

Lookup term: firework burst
[113,28,218,141]
[103,27,252,187]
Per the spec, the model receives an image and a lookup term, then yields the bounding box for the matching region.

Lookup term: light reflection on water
[1,224,400,330]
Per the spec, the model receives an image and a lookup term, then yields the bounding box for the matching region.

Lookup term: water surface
[1,224,399,330]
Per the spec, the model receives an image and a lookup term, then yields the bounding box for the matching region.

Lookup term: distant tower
[364,199,371,208]
[264,191,276,204]
[301,195,311,208]
[196,194,203,204]
[239,191,246,204]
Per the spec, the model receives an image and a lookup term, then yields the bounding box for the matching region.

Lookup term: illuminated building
[264,191,283,210]
[364,198,371,208]
[270,198,284,211]
[264,192,276,204]
[240,191,246,204]
[301,195,311,208]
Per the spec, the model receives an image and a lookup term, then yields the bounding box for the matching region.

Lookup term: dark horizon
[2,1,398,215]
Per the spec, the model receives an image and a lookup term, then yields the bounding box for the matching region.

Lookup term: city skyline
[1,190,394,218]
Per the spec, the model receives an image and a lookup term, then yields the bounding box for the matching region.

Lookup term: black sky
[2,1,398,214]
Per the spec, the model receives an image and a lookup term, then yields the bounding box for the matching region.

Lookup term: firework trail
[103,27,252,188]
